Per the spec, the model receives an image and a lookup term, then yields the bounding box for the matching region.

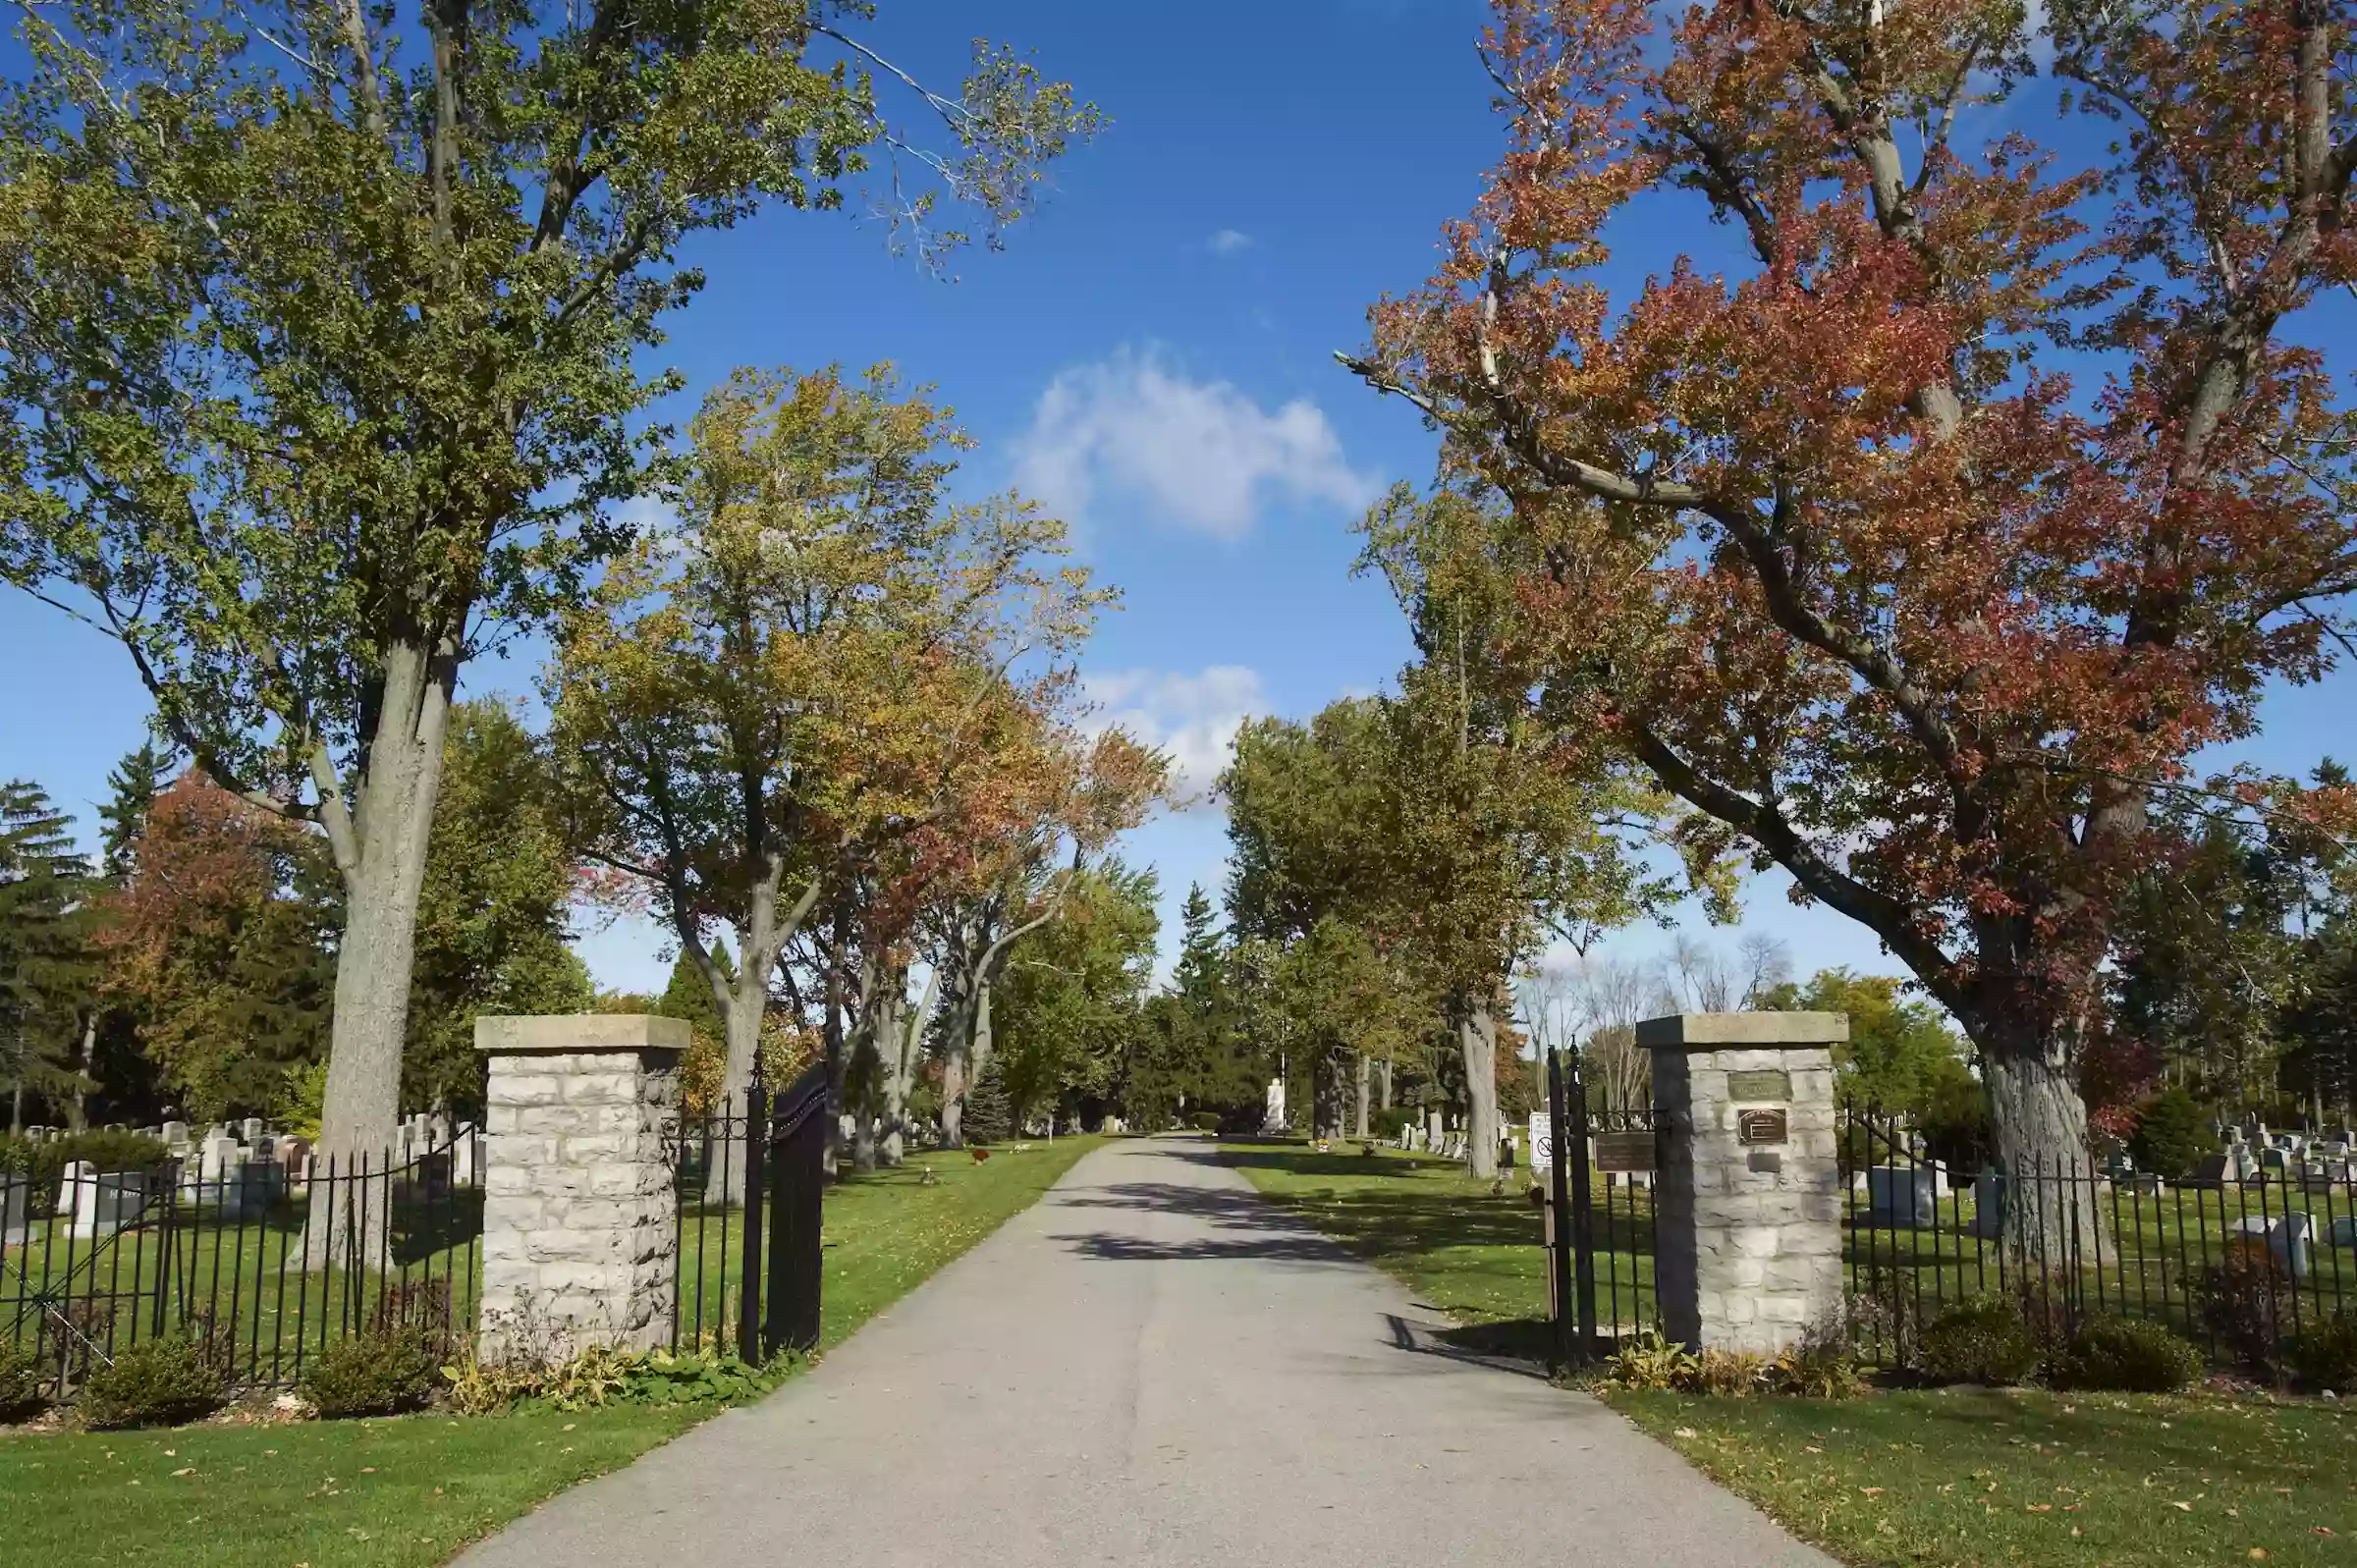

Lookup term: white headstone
[54,1160,93,1217]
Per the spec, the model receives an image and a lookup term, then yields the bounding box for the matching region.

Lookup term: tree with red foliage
[1350,0,2357,1252]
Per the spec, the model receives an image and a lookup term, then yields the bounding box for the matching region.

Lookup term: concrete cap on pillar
[474,1014,692,1055]
[1635,1011,1849,1049]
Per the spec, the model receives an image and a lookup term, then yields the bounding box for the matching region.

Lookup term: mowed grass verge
[0,1136,1104,1568]
[1610,1385,2357,1568]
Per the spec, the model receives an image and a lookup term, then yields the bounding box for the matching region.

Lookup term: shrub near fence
[1,1142,479,1403]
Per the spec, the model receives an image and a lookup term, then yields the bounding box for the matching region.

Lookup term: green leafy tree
[1225,658,1668,1174]
[0,782,93,1131]
[961,1056,1013,1146]
[99,742,177,882]
[0,0,1099,1178]
[1761,969,1973,1118]
[404,702,594,1116]
[992,862,1159,1129]
[2128,1087,2220,1181]
[91,777,338,1122]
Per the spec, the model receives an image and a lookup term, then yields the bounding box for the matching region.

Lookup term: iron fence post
[1546,1050,1576,1371]
[739,1085,769,1366]
[1565,1052,1599,1361]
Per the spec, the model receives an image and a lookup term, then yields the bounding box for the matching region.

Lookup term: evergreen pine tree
[0,781,95,1130]
[963,1055,1014,1145]
[98,741,176,880]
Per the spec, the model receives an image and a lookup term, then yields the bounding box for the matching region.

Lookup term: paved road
[459,1137,1832,1568]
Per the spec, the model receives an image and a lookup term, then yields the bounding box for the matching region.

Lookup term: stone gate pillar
[475,1014,688,1360]
[1638,1010,1847,1356]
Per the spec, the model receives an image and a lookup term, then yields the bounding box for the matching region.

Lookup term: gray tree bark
[1459,998,1500,1180]
[1981,1026,2106,1267]
[305,637,454,1269]
[1353,1053,1371,1139]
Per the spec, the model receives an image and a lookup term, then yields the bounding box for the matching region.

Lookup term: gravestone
[1865,1164,1937,1227]
[1262,1077,1288,1135]
[72,1169,161,1238]
[1,1175,26,1245]
[1640,1010,1845,1356]
[1967,1169,2008,1238]
[54,1160,91,1217]
[2229,1214,2315,1280]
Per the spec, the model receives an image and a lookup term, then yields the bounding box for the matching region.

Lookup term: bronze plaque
[1727,1069,1792,1102]
[1594,1131,1656,1172]
[1738,1108,1788,1146]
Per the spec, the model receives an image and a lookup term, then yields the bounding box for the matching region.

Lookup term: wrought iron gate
[737,1061,830,1363]
[1543,1049,1664,1370]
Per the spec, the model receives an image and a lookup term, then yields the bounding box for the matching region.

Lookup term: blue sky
[3,0,2351,1004]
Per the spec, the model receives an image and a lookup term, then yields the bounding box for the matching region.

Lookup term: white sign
[1527,1111,1555,1171]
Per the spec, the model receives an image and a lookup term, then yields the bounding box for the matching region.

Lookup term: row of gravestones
[1852,1161,2357,1280]
[1,1116,483,1243]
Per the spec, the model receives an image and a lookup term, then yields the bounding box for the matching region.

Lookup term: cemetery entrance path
[456,1137,1830,1568]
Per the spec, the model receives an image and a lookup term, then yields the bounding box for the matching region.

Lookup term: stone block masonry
[1638,1010,1846,1358]
[476,1014,689,1361]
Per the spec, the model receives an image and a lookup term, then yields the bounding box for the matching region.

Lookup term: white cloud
[1014,349,1379,541]
[1083,664,1269,811]
[1206,228,1255,256]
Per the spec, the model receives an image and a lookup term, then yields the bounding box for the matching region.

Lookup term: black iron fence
[1533,1084,2357,1370]
[1844,1110,2357,1368]
[2,1143,478,1398]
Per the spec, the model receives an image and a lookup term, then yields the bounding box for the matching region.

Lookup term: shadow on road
[1046,1177,1357,1264]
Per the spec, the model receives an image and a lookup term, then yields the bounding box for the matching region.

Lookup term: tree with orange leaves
[921,726,1167,1147]
[548,364,1124,1186]
[1349,0,2357,1252]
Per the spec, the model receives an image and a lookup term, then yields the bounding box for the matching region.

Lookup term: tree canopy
[0,0,1098,1169]
[1347,0,2357,1239]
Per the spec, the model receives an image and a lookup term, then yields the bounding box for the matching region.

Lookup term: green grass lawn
[1609,1385,2357,1568]
[0,1136,1104,1568]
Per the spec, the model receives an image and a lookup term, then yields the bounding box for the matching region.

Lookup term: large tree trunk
[881,967,934,1165]
[1354,1053,1371,1139]
[1379,1057,1393,1111]
[1979,1025,2105,1267]
[306,639,453,1269]
[8,1078,21,1137]
[1312,1050,1343,1141]
[711,973,771,1205]
[1459,998,1500,1180]
[970,980,996,1095]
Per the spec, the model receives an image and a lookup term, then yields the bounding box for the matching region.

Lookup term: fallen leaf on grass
[1672,1428,1697,1439]
[1860,1487,1885,1498]
[171,1468,194,1478]
[2171,1501,2195,1511]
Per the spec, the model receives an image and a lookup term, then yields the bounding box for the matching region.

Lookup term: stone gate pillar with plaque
[1638,1010,1847,1356]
